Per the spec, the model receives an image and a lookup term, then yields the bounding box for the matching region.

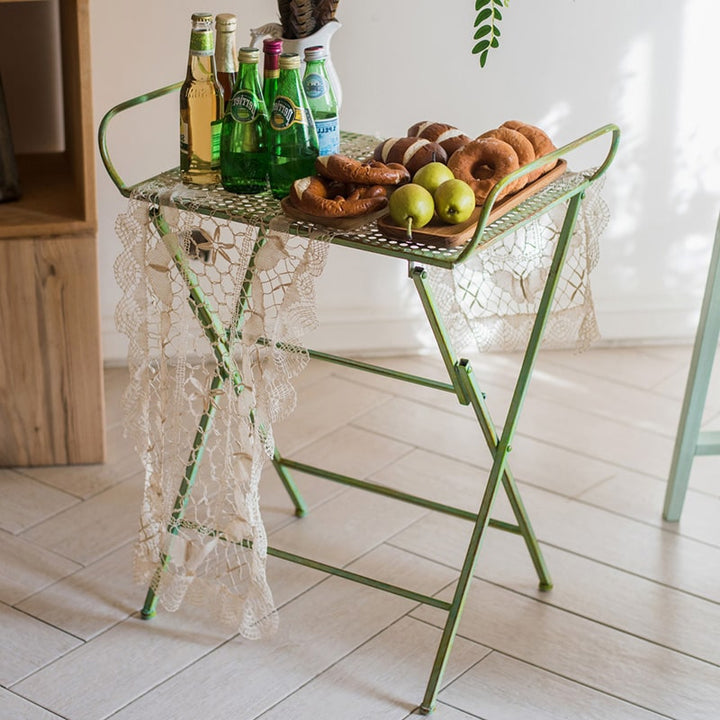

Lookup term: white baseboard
[101,303,699,366]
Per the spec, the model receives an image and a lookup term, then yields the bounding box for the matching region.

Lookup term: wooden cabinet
[0,0,105,466]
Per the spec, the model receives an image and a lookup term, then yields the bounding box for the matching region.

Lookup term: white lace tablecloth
[113,167,608,638]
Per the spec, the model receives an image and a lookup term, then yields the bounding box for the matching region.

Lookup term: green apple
[413,162,455,195]
[388,183,435,237]
[434,178,476,225]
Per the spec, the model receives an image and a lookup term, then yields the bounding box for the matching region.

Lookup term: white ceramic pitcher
[249,20,342,108]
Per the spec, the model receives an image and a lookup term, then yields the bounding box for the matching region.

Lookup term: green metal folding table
[99,82,619,714]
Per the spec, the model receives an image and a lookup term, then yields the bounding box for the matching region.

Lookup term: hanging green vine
[473,0,509,67]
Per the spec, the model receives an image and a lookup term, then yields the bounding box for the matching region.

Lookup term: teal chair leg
[664,213,720,521]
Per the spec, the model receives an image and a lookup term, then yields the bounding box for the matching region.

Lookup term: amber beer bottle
[262,38,283,112]
[215,14,238,110]
[180,12,224,184]
[268,53,319,199]
[220,47,269,194]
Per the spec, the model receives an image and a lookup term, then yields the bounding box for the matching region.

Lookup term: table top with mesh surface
[125,132,590,270]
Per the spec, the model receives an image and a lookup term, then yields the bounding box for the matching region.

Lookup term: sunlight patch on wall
[672,0,720,210]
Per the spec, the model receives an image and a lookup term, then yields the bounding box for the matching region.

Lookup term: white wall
[90,0,720,362]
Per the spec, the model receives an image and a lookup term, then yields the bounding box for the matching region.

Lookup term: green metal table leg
[418,192,584,714]
[142,371,224,618]
[141,207,313,617]
[272,450,308,517]
[456,359,552,590]
[664,213,720,521]
[410,265,552,591]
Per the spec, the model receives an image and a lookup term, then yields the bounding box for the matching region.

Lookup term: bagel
[501,121,557,182]
[315,154,410,186]
[407,121,472,156]
[478,127,534,193]
[289,175,389,218]
[372,136,447,175]
[448,138,520,205]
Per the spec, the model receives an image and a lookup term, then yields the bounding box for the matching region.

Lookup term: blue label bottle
[302,45,340,156]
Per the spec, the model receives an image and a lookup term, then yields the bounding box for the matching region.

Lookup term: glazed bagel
[448,138,520,205]
[478,127,535,193]
[289,175,389,218]
[315,154,410,186]
[501,121,557,182]
[372,136,447,175]
[407,121,472,156]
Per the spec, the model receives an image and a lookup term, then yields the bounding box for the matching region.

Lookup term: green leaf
[475,0,507,68]
[472,39,491,53]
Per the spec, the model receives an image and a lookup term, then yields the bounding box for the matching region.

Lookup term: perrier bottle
[268,52,319,199]
[180,12,224,184]
[220,47,269,194]
[302,45,339,156]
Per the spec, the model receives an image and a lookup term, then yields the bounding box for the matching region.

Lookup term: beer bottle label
[229,90,260,123]
[270,96,306,131]
[303,73,326,99]
[190,30,214,56]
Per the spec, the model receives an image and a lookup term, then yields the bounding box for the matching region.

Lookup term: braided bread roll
[315,155,410,185]
[289,175,389,218]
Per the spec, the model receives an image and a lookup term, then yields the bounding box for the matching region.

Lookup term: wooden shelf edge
[0,151,95,239]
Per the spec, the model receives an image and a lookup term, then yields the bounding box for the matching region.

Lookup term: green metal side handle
[98,81,183,196]
[457,123,621,264]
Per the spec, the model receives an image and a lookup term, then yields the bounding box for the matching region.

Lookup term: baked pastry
[478,127,534,193]
[448,137,520,205]
[315,154,410,186]
[407,121,472,157]
[289,175,389,218]
[501,121,557,182]
[372,137,448,175]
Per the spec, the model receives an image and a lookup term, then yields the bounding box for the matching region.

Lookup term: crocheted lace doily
[114,162,607,638]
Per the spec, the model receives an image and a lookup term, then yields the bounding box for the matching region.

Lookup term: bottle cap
[216,13,237,31]
[279,52,300,70]
[238,46,260,64]
[263,38,283,55]
[191,12,213,24]
[304,45,326,61]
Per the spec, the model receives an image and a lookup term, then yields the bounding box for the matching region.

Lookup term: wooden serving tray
[377,160,567,248]
[280,197,388,231]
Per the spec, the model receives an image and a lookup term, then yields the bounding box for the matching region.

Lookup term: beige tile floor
[3,344,720,719]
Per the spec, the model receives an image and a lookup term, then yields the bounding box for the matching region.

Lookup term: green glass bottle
[220,47,269,194]
[262,38,282,113]
[268,53,319,199]
[180,12,224,184]
[302,45,339,156]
